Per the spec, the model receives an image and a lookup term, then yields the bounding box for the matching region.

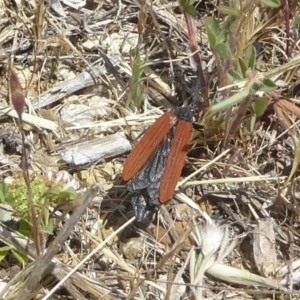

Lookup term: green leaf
[218,5,239,16]
[262,78,277,89]
[215,33,226,45]
[180,0,196,6]
[237,58,247,77]
[0,190,6,203]
[48,185,60,196]
[180,0,197,17]
[0,183,8,203]
[185,5,197,17]
[11,249,27,264]
[245,46,256,70]
[0,246,11,261]
[254,97,269,117]
[246,115,257,132]
[207,89,250,116]
[5,192,15,205]
[218,15,236,43]
[215,114,226,126]
[214,43,233,60]
[227,69,243,82]
[43,219,54,234]
[58,188,76,202]
[260,0,280,7]
[19,219,32,237]
[252,83,260,91]
[252,79,276,92]
[205,17,219,48]
[130,51,144,109]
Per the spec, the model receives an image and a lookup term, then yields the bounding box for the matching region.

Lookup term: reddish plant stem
[183,11,207,93]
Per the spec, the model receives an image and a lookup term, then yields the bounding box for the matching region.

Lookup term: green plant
[201,0,292,142]
[0,176,76,237]
[126,0,147,110]
[0,245,28,265]
[0,174,76,264]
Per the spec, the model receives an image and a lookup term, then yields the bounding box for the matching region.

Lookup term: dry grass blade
[207,263,282,289]
[43,216,136,300]
[51,264,119,300]
[0,105,57,130]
